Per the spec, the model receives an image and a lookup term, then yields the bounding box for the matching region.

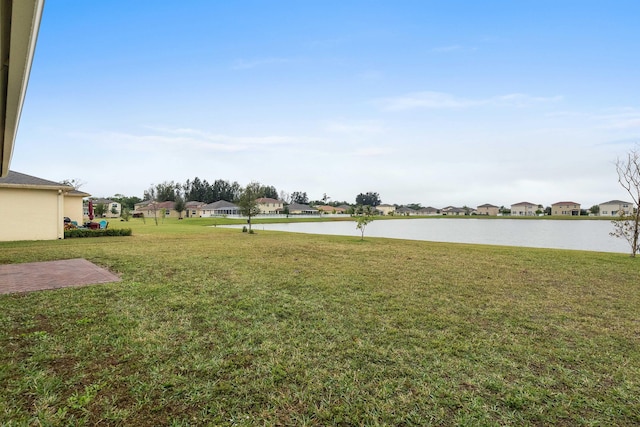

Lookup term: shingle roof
[600,200,634,205]
[0,170,71,189]
[201,200,238,210]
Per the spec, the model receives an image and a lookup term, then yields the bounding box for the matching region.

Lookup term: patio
[0,258,120,295]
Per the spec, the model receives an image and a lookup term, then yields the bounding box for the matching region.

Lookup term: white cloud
[324,120,384,134]
[378,91,563,111]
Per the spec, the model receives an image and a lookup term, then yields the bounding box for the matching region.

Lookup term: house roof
[396,206,416,212]
[202,200,238,210]
[511,201,537,207]
[551,201,580,206]
[599,200,634,205]
[185,201,205,208]
[0,170,72,190]
[477,203,499,208]
[288,203,317,211]
[417,206,438,212]
[315,205,345,212]
[256,197,281,204]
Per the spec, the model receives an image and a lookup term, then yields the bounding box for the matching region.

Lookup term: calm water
[236,219,630,253]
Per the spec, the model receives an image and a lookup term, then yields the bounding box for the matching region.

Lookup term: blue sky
[12,1,640,207]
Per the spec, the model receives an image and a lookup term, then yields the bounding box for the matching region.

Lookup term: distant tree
[259,185,279,199]
[61,178,86,190]
[174,194,186,219]
[610,147,640,257]
[322,193,330,204]
[155,181,178,202]
[590,205,600,215]
[291,191,309,204]
[110,206,118,216]
[544,206,552,216]
[237,182,263,233]
[407,203,422,210]
[279,191,291,204]
[355,206,375,241]
[145,185,160,225]
[356,192,381,207]
[94,203,107,217]
[499,206,511,215]
[121,207,131,222]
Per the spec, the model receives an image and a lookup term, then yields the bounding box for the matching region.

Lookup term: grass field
[1,218,639,426]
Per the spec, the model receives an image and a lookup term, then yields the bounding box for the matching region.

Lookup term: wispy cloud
[70,128,321,154]
[231,57,294,70]
[596,109,640,129]
[431,45,463,53]
[324,120,384,134]
[378,91,563,111]
[353,147,391,157]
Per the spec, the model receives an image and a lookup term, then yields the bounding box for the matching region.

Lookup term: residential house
[376,204,396,215]
[599,200,635,217]
[0,171,89,241]
[256,197,283,214]
[287,203,319,215]
[416,206,440,215]
[441,206,466,216]
[315,205,347,214]
[184,201,205,218]
[510,202,540,216]
[477,203,499,216]
[133,200,182,219]
[201,200,240,216]
[551,201,581,216]
[395,206,418,216]
[90,198,121,218]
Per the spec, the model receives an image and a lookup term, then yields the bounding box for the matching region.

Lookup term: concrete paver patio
[0,258,121,295]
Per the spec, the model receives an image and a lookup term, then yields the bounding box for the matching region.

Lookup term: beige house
[185,201,205,218]
[551,201,581,216]
[599,200,634,217]
[90,198,122,218]
[287,203,319,215]
[477,203,499,216]
[510,201,540,216]
[377,204,396,215]
[256,197,283,214]
[133,200,183,219]
[0,171,89,241]
[315,205,347,214]
[417,206,440,215]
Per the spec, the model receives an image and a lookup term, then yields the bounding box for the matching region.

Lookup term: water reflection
[231,219,629,253]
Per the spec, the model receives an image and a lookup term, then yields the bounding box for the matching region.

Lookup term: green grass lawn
[1,218,639,426]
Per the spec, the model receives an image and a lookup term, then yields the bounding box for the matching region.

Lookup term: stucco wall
[0,187,63,241]
[64,194,85,225]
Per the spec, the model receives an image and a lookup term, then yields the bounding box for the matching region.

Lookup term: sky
[12,0,640,208]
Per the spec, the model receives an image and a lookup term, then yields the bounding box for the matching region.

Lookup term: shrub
[242,226,248,233]
[64,228,132,239]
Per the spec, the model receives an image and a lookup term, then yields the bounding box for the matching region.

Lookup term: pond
[235,218,630,253]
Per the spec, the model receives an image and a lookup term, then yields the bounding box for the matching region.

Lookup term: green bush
[64,228,132,239]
